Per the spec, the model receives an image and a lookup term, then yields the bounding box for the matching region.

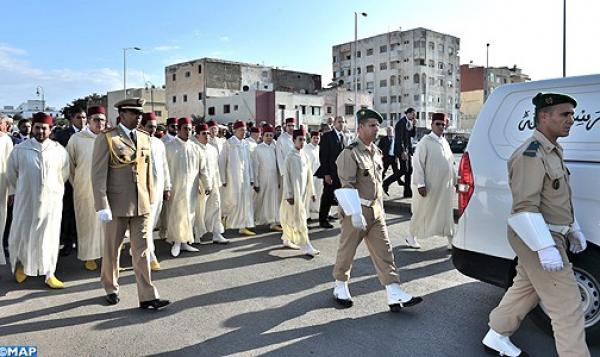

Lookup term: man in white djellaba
[275,117,296,175]
[219,120,256,236]
[66,106,107,271]
[7,112,69,288]
[280,128,318,256]
[0,113,13,266]
[252,125,282,232]
[165,117,211,257]
[141,112,171,270]
[303,131,323,221]
[408,112,457,249]
[192,123,228,244]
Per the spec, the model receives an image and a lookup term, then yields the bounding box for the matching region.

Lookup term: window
[154,110,162,117]
[172,96,176,103]
[345,104,355,115]
[346,69,351,76]
[413,74,420,84]
[390,75,396,86]
[366,48,373,56]
[438,62,445,69]
[428,59,435,68]
[429,77,435,86]
[278,104,286,110]
[356,67,361,74]
[311,106,321,115]
[390,95,397,103]
[403,75,409,80]
[356,83,361,90]
[449,47,454,55]
[234,105,239,111]
[403,58,410,62]
[333,71,337,79]
[366,81,374,89]
[390,61,398,69]
[208,107,215,115]
[357,50,361,58]
[333,56,337,63]
[198,92,203,100]
[391,113,397,121]
[448,63,454,73]
[417,58,426,66]
[438,44,445,54]
[429,41,435,51]
[198,65,202,73]
[403,40,410,45]
[380,45,387,53]
[327,106,332,114]
[224,104,230,114]
[183,94,188,102]
[380,62,387,70]
[414,94,420,102]
[366,65,374,73]
[185,71,190,78]
[172,73,176,81]
[343,54,350,60]
[381,113,387,121]
[301,105,306,115]
[380,79,387,87]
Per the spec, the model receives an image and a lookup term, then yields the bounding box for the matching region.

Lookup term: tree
[61,93,104,119]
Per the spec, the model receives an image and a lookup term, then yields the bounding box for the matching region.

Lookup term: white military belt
[547,224,571,236]
[360,198,376,207]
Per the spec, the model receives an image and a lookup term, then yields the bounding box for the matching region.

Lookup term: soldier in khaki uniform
[91,98,170,310]
[482,93,589,356]
[332,107,423,312]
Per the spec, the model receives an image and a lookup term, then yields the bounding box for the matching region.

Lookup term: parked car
[452,74,600,342]
[448,136,468,153]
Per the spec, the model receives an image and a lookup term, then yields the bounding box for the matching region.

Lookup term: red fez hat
[87,106,106,116]
[293,128,306,139]
[142,112,157,122]
[166,117,177,125]
[178,117,192,126]
[233,120,246,130]
[250,127,260,133]
[32,112,53,125]
[431,112,447,122]
[262,124,274,133]
[285,117,295,125]
[207,120,218,128]
[196,123,209,132]
[310,131,320,138]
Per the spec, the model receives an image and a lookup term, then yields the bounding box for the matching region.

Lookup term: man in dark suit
[54,108,87,256]
[378,126,403,187]
[387,108,417,198]
[314,116,346,229]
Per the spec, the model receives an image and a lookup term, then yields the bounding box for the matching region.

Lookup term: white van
[452,74,600,341]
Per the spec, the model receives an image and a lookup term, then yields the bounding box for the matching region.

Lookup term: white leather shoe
[386,283,423,311]
[301,242,320,257]
[181,243,199,252]
[282,239,300,250]
[212,232,229,244]
[405,235,421,249]
[171,243,181,257]
[482,329,522,357]
[333,280,353,307]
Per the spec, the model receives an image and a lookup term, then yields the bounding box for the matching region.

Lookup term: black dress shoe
[139,299,170,310]
[334,297,354,308]
[389,296,423,312]
[383,185,390,196]
[327,215,337,221]
[59,244,73,257]
[319,222,334,229]
[105,293,120,305]
[402,192,413,199]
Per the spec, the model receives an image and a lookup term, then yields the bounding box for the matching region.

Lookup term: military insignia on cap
[360,111,365,116]
[545,97,553,105]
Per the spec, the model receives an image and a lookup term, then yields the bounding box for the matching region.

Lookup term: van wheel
[530,247,600,344]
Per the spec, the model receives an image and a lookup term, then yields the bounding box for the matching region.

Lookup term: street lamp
[123,47,141,98]
[35,86,45,112]
[563,0,566,77]
[145,81,156,114]
[354,11,367,132]
[484,43,490,101]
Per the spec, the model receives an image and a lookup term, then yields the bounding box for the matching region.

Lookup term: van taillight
[457,151,474,218]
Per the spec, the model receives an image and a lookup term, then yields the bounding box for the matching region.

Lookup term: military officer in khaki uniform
[332,107,423,312]
[91,98,170,310]
[482,93,589,356]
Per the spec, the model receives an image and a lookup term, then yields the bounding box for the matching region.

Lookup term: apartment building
[332,27,461,129]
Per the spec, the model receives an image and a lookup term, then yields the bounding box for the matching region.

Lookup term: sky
[1,0,598,110]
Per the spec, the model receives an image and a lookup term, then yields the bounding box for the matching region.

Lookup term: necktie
[130,131,137,145]
[339,133,344,148]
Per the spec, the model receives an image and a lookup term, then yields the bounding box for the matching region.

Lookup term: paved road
[0,206,597,356]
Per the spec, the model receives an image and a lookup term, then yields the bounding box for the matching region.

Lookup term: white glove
[567,230,587,254]
[537,246,564,272]
[97,208,113,223]
[350,213,367,231]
